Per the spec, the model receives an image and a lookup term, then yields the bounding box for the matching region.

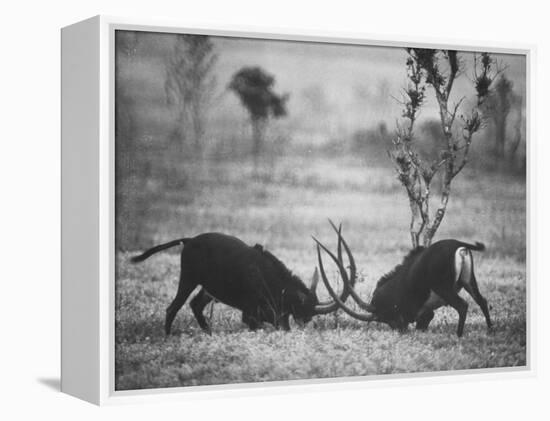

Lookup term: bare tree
[228,66,288,167]
[165,35,218,156]
[486,74,513,158]
[389,50,500,247]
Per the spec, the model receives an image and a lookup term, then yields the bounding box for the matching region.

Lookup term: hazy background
[117,33,526,165]
[115,31,526,250]
[114,31,527,389]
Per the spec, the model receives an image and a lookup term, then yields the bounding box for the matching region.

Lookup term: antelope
[131,229,354,334]
[313,221,493,337]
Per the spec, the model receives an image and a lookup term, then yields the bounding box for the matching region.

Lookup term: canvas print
[114,29,527,391]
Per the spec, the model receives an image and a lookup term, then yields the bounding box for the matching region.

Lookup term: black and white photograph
[114,30,527,391]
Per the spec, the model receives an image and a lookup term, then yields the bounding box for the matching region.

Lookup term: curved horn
[328,219,352,289]
[328,220,375,312]
[311,235,347,314]
[312,221,343,307]
[314,236,375,313]
[315,244,377,322]
[311,221,371,315]
[309,267,319,294]
[334,221,343,273]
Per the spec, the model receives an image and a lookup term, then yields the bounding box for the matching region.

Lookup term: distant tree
[165,35,218,155]
[389,50,500,247]
[486,74,513,157]
[354,79,393,127]
[509,94,524,168]
[376,78,392,103]
[375,78,393,115]
[484,73,525,169]
[228,66,289,165]
[115,31,140,145]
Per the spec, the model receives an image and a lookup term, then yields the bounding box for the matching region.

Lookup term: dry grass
[115,153,526,391]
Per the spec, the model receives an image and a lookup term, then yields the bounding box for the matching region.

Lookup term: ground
[114,154,526,390]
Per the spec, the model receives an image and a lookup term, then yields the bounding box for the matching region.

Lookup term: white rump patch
[455,247,472,289]
[418,247,474,315]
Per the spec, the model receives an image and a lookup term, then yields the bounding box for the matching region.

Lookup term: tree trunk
[494,116,506,158]
[191,102,203,158]
[171,107,187,155]
[409,199,420,248]
[251,117,265,169]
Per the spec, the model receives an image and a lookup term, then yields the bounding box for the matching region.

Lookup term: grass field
[114,153,526,391]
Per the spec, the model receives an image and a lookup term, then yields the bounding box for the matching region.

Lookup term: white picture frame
[61,15,534,405]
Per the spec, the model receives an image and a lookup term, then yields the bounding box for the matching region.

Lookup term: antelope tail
[459,241,486,252]
[130,238,189,263]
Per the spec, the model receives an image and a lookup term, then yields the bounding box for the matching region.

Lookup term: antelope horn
[313,221,343,306]
[314,232,374,313]
[315,243,377,322]
[311,234,347,314]
[331,220,343,273]
[310,267,319,294]
[328,220,374,312]
[328,219,351,290]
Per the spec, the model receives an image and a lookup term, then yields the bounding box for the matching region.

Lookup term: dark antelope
[314,223,492,337]
[131,230,354,334]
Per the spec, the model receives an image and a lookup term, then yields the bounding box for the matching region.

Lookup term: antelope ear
[310,267,319,295]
